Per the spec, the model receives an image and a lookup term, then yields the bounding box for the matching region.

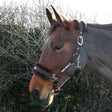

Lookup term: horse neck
[84,24,112,82]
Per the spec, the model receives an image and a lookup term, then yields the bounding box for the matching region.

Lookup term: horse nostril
[31,89,52,106]
[31,89,40,102]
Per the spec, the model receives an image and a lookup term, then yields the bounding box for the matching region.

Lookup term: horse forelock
[48,22,60,35]
[48,20,75,36]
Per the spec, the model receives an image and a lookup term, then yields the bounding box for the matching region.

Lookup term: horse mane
[48,21,112,36]
[87,23,112,31]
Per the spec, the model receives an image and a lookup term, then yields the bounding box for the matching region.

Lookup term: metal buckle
[50,74,58,82]
[76,55,81,69]
[77,35,83,46]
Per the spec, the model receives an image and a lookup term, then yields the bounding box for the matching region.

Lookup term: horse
[29,6,112,107]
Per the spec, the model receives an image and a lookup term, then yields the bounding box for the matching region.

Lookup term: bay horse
[29,6,112,106]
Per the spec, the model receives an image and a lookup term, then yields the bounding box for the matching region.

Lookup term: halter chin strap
[32,21,85,93]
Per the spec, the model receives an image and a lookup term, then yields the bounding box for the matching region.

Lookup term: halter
[32,21,85,93]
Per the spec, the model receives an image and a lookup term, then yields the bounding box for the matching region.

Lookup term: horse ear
[51,5,63,25]
[73,20,80,30]
[46,8,56,25]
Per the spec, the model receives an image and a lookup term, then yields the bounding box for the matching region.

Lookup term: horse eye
[53,45,63,51]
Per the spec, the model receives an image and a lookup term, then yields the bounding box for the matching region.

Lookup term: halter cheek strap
[32,21,85,93]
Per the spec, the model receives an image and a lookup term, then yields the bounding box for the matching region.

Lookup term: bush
[45,71,112,112]
[0,5,45,111]
[0,22,42,111]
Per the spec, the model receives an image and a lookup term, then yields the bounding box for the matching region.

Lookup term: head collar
[32,21,86,93]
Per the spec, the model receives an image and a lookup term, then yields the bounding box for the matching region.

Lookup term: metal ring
[50,74,58,82]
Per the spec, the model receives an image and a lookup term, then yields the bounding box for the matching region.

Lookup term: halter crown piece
[32,21,85,93]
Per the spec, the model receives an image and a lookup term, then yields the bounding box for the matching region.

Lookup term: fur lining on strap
[32,63,53,80]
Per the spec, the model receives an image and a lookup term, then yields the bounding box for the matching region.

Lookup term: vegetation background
[0,0,112,112]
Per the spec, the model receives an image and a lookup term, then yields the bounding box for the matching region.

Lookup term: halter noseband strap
[32,21,85,93]
[32,63,53,81]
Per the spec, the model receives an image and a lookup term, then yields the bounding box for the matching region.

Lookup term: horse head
[29,6,86,106]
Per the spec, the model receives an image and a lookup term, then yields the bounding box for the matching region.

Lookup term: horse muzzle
[31,89,51,107]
